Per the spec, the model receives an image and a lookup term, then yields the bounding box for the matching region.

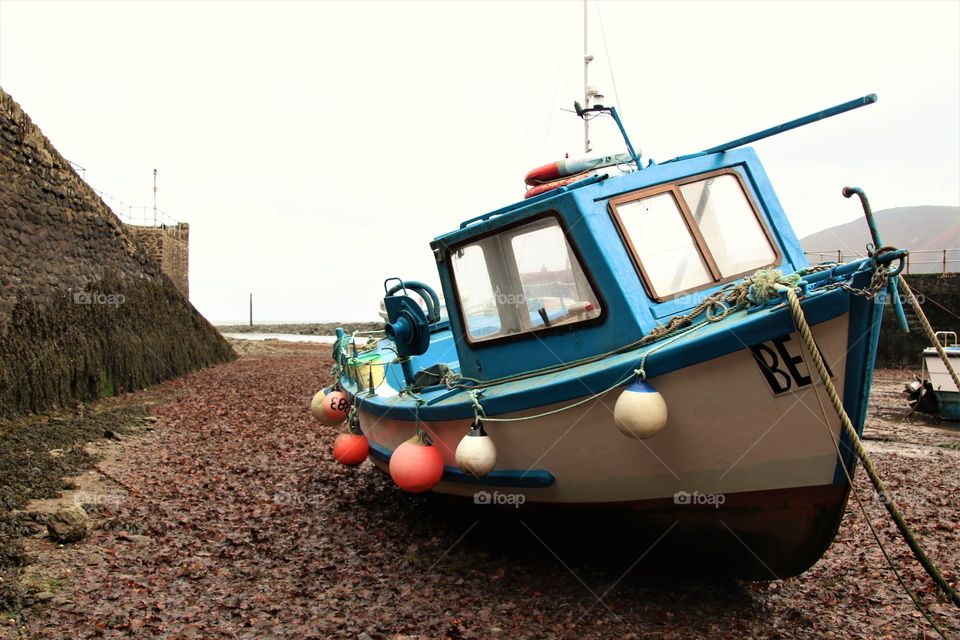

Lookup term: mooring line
[781,283,960,614]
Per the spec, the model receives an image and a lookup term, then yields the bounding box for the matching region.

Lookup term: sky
[1,0,958,323]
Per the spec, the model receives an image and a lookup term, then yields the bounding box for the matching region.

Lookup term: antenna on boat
[578,0,640,168]
[583,0,592,153]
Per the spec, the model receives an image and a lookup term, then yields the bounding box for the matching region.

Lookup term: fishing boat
[310,89,914,578]
[905,331,960,420]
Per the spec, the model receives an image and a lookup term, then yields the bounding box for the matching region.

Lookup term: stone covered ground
[4,342,960,639]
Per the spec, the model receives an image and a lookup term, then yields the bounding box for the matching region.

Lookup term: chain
[839,263,889,299]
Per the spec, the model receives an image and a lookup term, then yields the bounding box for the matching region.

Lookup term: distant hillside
[801,206,959,273]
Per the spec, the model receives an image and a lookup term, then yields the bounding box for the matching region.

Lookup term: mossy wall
[877,273,959,368]
[0,88,234,418]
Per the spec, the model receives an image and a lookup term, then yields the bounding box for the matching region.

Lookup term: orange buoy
[389,431,444,493]
[322,390,349,424]
[333,432,369,466]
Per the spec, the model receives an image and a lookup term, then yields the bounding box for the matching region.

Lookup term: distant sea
[220,332,338,344]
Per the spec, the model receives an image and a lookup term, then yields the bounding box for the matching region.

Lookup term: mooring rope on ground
[781,283,960,610]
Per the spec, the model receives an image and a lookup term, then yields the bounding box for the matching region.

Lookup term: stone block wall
[877,273,960,368]
[125,223,189,298]
[0,87,234,418]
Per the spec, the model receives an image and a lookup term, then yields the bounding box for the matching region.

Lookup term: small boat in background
[905,331,960,420]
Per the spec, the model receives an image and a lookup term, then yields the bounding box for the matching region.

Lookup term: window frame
[447,211,607,347]
[608,168,781,302]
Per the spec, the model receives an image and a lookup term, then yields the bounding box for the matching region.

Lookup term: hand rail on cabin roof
[456,173,608,230]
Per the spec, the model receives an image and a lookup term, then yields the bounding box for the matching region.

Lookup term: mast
[583,0,591,154]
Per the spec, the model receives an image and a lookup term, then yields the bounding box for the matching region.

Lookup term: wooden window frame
[608,168,781,302]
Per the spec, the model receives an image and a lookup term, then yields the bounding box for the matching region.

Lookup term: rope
[781,284,960,608]
[444,268,800,391]
[479,369,635,423]
[903,285,960,323]
[468,389,486,420]
[474,322,699,424]
[796,325,951,637]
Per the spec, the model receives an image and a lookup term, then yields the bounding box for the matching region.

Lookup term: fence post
[944,249,948,276]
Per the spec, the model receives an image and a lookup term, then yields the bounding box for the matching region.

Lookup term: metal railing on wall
[66,159,182,238]
[805,249,960,275]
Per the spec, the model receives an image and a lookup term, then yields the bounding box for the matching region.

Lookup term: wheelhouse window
[450,216,602,342]
[609,170,777,300]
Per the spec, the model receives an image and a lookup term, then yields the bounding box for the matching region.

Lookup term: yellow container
[348,353,385,390]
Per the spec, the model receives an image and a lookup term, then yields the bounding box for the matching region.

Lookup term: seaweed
[0,273,235,419]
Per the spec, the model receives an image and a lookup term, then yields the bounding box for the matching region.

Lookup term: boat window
[679,175,776,276]
[610,170,777,300]
[450,244,502,339]
[613,192,713,296]
[450,216,602,342]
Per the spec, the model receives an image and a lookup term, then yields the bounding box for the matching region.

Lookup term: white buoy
[309,389,328,420]
[455,421,497,477]
[613,380,668,439]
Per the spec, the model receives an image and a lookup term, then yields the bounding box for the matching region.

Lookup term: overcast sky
[2,1,958,323]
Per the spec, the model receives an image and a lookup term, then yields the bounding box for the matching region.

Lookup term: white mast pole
[583,0,590,154]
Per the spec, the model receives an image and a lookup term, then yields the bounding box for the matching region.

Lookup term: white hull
[359,316,848,504]
[924,348,960,393]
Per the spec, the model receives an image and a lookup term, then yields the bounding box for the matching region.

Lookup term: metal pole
[608,106,640,167]
[583,0,590,154]
[249,293,253,327]
[843,186,909,333]
[698,94,878,157]
[153,169,158,227]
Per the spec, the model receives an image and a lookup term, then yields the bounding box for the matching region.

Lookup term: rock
[34,591,55,602]
[121,534,152,545]
[104,429,121,441]
[47,505,87,543]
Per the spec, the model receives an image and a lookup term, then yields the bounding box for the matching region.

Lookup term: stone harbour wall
[877,273,960,368]
[125,223,189,298]
[0,87,234,418]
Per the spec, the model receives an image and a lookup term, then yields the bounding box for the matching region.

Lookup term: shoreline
[215,321,382,336]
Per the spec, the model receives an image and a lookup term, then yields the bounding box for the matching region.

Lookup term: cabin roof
[432,147,766,251]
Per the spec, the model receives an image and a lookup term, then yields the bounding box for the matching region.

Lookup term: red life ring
[524,172,601,199]
[524,152,633,186]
